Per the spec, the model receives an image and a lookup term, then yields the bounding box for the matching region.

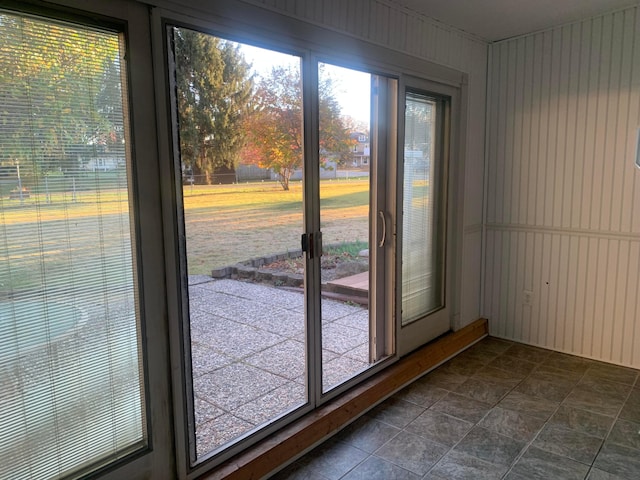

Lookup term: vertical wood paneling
[486,6,640,368]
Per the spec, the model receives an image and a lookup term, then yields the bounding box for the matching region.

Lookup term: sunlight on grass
[1,179,371,280]
[183,179,369,273]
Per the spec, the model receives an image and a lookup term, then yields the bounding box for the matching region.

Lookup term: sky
[240,43,371,125]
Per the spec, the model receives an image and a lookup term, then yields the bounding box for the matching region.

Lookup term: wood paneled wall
[485,6,640,367]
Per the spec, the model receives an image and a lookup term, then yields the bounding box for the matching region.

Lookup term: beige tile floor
[270,337,640,480]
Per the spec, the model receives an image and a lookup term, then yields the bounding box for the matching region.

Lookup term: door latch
[302,232,322,259]
[301,233,314,259]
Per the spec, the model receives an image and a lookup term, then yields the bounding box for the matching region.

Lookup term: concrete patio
[188,277,371,456]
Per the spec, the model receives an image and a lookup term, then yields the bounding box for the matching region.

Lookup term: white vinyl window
[0,10,146,479]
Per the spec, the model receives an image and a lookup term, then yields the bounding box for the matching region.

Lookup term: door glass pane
[171,27,306,460]
[402,93,443,325]
[318,63,372,392]
[0,12,145,479]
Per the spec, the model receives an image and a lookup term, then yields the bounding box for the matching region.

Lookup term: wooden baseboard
[200,318,488,480]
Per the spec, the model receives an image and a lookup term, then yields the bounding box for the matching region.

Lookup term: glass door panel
[398,88,450,355]
[171,27,307,461]
[402,94,442,323]
[317,63,381,393]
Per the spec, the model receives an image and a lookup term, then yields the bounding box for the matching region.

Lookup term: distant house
[80,154,125,172]
[349,132,370,167]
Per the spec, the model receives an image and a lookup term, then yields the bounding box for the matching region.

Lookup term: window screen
[0,11,146,479]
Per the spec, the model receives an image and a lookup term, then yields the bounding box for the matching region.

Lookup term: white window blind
[402,94,442,324]
[0,11,146,479]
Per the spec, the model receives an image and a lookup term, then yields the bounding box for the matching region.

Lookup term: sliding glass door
[167,25,400,465]
[397,81,452,355]
[169,27,309,462]
[166,21,459,470]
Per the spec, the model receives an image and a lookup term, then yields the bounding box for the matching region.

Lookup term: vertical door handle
[378,210,386,248]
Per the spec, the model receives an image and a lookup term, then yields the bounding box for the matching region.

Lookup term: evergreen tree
[173,28,253,184]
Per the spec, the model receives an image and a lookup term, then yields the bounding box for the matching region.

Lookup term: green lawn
[0,179,371,292]
[182,179,370,273]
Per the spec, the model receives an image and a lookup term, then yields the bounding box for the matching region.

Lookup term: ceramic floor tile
[368,397,425,428]
[475,337,514,355]
[509,446,590,480]
[259,337,640,480]
[336,416,401,453]
[584,363,639,386]
[440,356,486,376]
[532,424,603,464]
[454,426,526,466]
[563,384,627,417]
[533,364,585,384]
[453,378,512,405]
[455,345,500,365]
[607,418,640,451]
[548,405,615,439]
[374,431,448,475]
[498,391,559,420]
[424,369,469,390]
[619,388,640,423]
[542,352,593,374]
[404,410,473,447]
[479,406,546,442]
[577,377,633,399]
[393,379,448,408]
[342,455,421,480]
[429,450,508,480]
[593,442,640,480]
[514,375,574,403]
[430,392,492,423]
[297,440,369,480]
[488,355,538,376]
[503,344,552,364]
[587,468,630,479]
[472,366,526,387]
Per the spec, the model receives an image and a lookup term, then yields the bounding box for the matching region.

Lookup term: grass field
[182,179,370,273]
[0,179,371,293]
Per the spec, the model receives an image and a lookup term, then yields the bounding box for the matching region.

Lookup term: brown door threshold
[200,318,488,480]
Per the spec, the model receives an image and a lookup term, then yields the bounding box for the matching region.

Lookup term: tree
[318,72,356,168]
[242,66,302,190]
[173,28,253,184]
[0,13,124,176]
[242,65,355,190]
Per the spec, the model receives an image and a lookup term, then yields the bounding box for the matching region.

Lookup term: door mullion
[302,54,322,407]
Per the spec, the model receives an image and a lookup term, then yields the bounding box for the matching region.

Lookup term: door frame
[396,76,461,356]
[150,2,468,478]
